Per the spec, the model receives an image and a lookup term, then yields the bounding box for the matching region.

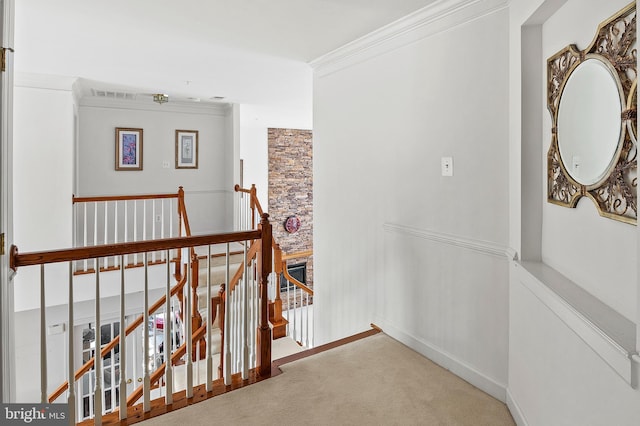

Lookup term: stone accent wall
[268,128,313,292]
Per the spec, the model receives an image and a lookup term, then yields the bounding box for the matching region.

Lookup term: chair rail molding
[383,222,516,260]
[310,0,509,77]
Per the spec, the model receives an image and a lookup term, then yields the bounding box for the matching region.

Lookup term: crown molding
[310,0,509,77]
[78,95,233,117]
[14,72,76,91]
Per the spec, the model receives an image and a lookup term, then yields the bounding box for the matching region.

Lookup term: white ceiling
[14,0,437,117]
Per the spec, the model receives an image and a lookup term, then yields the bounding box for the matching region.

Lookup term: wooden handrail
[234,184,264,217]
[281,250,313,262]
[10,230,261,270]
[273,245,313,295]
[72,192,179,204]
[282,267,313,295]
[47,274,189,403]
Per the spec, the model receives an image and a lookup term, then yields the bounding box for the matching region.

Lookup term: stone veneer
[268,128,313,290]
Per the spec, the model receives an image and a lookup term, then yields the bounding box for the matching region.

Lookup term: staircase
[10,184,313,425]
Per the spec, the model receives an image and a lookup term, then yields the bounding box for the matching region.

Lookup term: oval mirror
[557,57,623,186]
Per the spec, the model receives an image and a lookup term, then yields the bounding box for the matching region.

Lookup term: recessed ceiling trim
[79,95,232,116]
[91,88,138,100]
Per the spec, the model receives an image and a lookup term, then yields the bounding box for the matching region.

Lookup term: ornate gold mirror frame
[547,3,637,225]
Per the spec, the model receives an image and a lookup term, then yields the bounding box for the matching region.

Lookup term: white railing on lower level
[234,184,314,350]
[281,280,314,348]
[72,188,189,274]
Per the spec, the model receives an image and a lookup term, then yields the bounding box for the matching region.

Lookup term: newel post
[257,213,272,377]
[269,243,288,339]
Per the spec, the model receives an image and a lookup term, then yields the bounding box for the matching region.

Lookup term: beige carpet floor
[143,333,515,425]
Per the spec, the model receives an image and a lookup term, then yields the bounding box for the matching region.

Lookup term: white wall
[239,103,312,208]
[13,82,74,252]
[508,0,640,424]
[313,1,510,400]
[13,79,74,313]
[77,98,234,235]
[541,0,637,322]
[509,277,640,425]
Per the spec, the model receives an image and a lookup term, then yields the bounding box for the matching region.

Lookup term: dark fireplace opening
[280,262,306,292]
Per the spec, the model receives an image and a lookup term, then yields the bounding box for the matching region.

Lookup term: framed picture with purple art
[175,129,198,169]
[115,127,143,171]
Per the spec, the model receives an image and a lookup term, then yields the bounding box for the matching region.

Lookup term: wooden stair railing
[72,187,190,277]
[235,184,313,344]
[46,273,188,403]
[52,188,205,404]
[10,218,272,425]
[131,239,263,405]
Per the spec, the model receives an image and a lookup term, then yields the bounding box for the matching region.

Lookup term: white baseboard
[506,388,529,426]
[376,319,507,403]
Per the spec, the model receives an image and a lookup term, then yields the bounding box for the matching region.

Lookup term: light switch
[441,157,453,177]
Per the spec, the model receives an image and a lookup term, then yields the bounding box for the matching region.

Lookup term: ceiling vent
[91,89,138,101]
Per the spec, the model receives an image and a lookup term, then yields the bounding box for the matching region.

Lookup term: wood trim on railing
[282,268,313,295]
[273,245,313,295]
[47,274,189,403]
[72,193,179,204]
[234,184,264,217]
[10,230,262,270]
[281,250,313,261]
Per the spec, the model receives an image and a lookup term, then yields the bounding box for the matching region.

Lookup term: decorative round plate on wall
[284,216,301,233]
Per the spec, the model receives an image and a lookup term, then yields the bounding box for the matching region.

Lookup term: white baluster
[234,288,240,373]
[40,265,47,403]
[67,263,76,426]
[242,242,249,379]
[307,292,311,348]
[143,253,150,412]
[169,199,174,238]
[164,250,173,405]
[253,264,258,368]
[143,200,147,242]
[160,200,166,262]
[93,202,98,246]
[286,278,291,339]
[83,204,88,271]
[114,202,118,268]
[103,201,108,244]
[119,255,127,420]
[133,201,138,265]
[292,280,297,343]
[94,261,102,425]
[124,201,128,244]
[103,202,109,268]
[185,252,193,397]
[223,243,231,384]
[152,200,156,263]
[195,340,201,384]
[206,245,213,391]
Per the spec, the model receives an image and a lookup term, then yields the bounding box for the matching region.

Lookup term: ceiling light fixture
[153,93,169,104]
